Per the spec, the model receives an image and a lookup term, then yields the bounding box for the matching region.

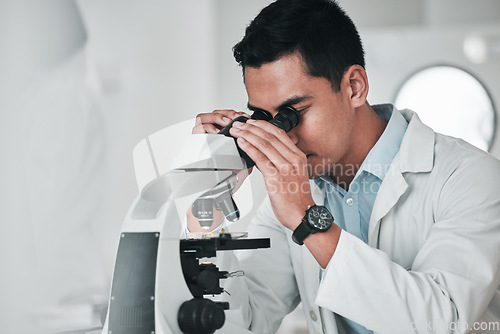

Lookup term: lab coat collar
[397,108,435,174]
[367,107,435,247]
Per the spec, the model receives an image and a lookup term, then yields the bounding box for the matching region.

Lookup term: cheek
[293,116,324,151]
[305,117,334,148]
[305,118,349,160]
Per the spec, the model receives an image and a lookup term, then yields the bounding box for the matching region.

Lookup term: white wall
[78,0,218,237]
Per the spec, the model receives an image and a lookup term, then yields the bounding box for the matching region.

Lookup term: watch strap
[292,217,313,245]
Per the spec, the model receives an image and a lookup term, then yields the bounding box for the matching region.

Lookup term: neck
[332,103,387,190]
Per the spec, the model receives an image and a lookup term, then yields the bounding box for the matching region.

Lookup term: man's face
[244,52,357,179]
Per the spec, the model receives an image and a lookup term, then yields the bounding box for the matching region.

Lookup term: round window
[394,65,496,151]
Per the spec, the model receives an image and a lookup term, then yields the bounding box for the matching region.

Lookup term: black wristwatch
[292,205,334,245]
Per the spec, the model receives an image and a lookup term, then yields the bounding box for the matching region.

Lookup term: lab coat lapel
[367,162,408,247]
[367,109,435,248]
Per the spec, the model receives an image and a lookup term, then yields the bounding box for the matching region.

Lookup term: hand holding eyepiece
[217,106,300,168]
[217,109,273,136]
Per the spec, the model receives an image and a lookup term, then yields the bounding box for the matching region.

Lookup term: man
[192,0,500,332]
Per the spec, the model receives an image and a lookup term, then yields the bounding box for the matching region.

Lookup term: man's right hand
[192,109,250,134]
[187,109,253,232]
[192,108,254,193]
[192,109,255,193]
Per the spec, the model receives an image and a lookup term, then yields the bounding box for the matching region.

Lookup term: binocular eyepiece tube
[218,106,300,168]
[268,106,300,133]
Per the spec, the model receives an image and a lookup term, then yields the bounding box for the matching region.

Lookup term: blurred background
[0,0,499,333]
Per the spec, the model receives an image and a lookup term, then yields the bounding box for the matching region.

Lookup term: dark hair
[233,0,365,91]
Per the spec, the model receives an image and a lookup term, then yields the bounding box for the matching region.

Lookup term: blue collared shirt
[315,104,408,333]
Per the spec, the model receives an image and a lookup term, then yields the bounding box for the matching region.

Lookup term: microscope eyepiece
[269,106,300,132]
[217,107,300,168]
[249,109,273,121]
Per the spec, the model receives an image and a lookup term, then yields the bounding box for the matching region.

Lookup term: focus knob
[178,298,225,334]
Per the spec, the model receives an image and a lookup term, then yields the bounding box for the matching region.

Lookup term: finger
[194,110,251,133]
[212,110,252,127]
[231,123,299,173]
[246,119,303,155]
[232,121,304,166]
[192,123,220,134]
[237,111,252,118]
[236,137,279,176]
[195,112,232,129]
[213,109,251,120]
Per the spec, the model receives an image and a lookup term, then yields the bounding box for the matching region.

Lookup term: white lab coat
[222,108,500,334]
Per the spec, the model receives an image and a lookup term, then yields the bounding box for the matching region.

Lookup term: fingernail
[230,127,240,133]
[222,116,231,123]
[232,121,243,128]
[247,119,256,124]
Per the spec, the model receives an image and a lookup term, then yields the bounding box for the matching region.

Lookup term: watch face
[307,206,333,230]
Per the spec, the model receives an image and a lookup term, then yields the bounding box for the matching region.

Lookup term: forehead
[245,52,309,80]
[244,53,318,110]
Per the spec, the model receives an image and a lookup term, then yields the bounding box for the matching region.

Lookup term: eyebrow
[247,94,312,114]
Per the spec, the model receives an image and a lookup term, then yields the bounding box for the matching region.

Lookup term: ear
[342,65,369,108]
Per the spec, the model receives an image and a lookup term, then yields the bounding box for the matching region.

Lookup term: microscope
[100,107,299,334]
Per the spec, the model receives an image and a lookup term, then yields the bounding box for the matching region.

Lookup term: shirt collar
[398,108,435,174]
[358,104,408,180]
